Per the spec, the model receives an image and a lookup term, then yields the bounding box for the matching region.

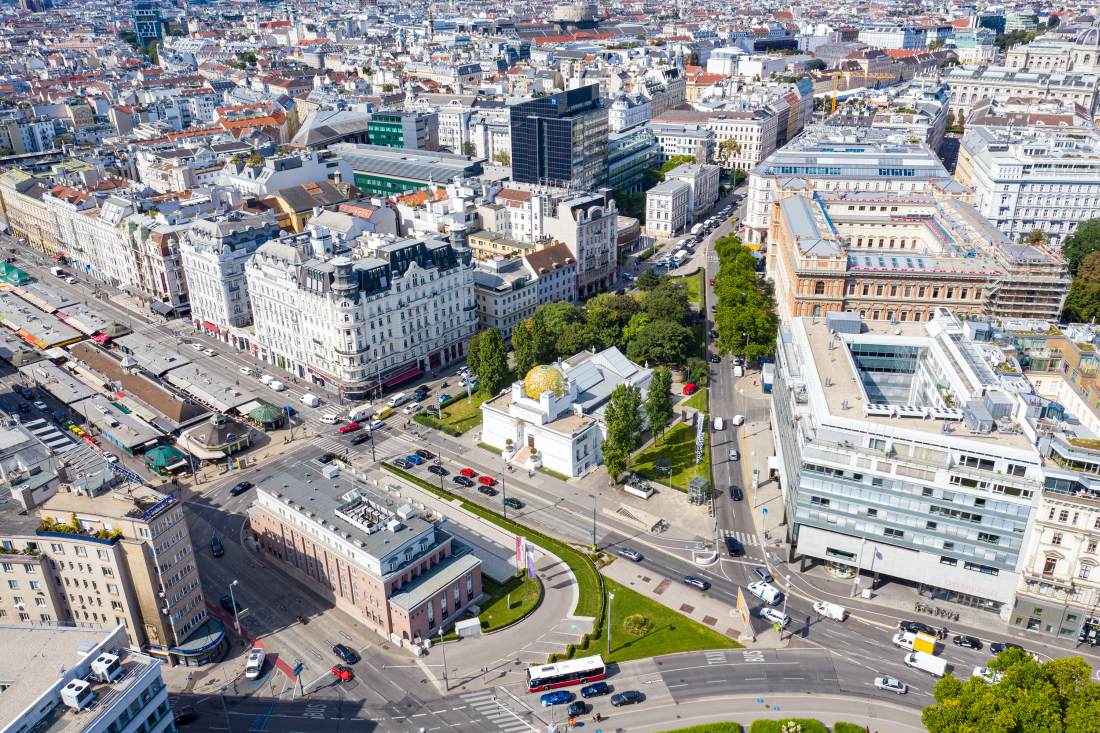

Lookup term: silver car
[874,676,908,694]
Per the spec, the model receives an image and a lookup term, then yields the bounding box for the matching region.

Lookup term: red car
[339,421,361,434]
[683,383,699,396]
[460,467,478,478]
[331,665,353,682]
[478,475,497,487]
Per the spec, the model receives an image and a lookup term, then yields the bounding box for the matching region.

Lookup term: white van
[731,414,745,426]
[747,580,782,605]
[50,266,65,277]
[300,392,321,408]
[244,646,266,680]
[387,392,407,408]
[259,374,275,385]
[904,651,947,678]
[690,223,704,236]
[812,601,847,621]
[269,380,286,392]
[320,413,341,425]
[347,405,373,423]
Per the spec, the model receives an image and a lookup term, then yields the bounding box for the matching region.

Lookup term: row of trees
[1061,218,1100,324]
[712,235,777,362]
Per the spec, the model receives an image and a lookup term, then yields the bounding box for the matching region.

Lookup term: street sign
[736,587,755,642]
[762,507,768,515]
[236,608,251,621]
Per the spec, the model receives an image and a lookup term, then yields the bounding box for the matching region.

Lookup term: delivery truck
[892,631,937,654]
[812,601,847,621]
[904,651,947,677]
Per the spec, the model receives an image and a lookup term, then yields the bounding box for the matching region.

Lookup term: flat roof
[164,361,267,413]
[0,291,82,349]
[19,361,98,404]
[388,548,481,611]
[113,331,194,376]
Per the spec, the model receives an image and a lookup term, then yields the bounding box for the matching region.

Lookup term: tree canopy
[1064,219,1100,274]
[602,383,643,481]
[468,328,510,396]
[1062,250,1100,323]
[922,649,1100,733]
[644,367,674,444]
[712,235,777,362]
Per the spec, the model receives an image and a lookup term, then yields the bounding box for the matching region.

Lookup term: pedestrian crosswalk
[723,529,758,547]
[457,689,540,732]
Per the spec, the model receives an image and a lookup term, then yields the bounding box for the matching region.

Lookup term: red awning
[203,321,218,331]
[382,363,421,387]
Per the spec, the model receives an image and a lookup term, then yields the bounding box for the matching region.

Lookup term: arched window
[814,281,825,295]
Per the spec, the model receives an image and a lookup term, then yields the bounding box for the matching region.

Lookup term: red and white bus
[526,655,606,693]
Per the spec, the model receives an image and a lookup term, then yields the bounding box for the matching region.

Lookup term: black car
[708,353,721,363]
[581,681,610,698]
[953,635,983,650]
[210,535,224,557]
[317,453,336,464]
[991,641,1024,655]
[683,575,711,591]
[333,643,358,664]
[393,458,411,469]
[725,537,744,557]
[709,329,719,339]
[413,386,430,401]
[453,475,474,487]
[478,485,498,497]
[173,706,197,725]
[567,700,587,716]
[415,449,435,460]
[219,595,242,615]
[350,433,369,446]
[729,485,743,501]
[503,497,523,510]
[901,621,938,637]
[229,481,253,496]
[610,690,644,707]
[428,464,449,476]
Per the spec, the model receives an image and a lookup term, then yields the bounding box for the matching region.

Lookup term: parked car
[210,535,224,557]
[478,475,497,486]
[317,452,336,464]
[460,467,478,478]
[415,449,435,460]
[683,575,711,591]
[406,454,425,466]
[972,666,1004,684]
[428,465,448,476]
[503,497,523,510]
[229,481,253,496]
[453,475,474,487]
[991,641,1025,655]
[539,690,575,707]
[708,353,721,363]
[339,421,361,434]
[331,665,353,682]
[103,453,119,464]
[402,402,422,415]
[566,700,587,716]
[333,644,358,664]
[729,485,743,501]
[752,566,774,584]
[581,681,611,698]
[725,537,744,557]
[173,706,197,725]
[709,329,719,339]
[350,434,369,446]
[953,635,983,650]
[478,485,498,497]
[219,595,242,615]
[682,383,699,396]
[617,548,643,562]
[901,621,938,637]
[758,607,790,627]
[728,448,740,461]
[874,676,908,695]
[437,393,452,404]
[33,400,48,411]
[610,690,644,707]
[392,458,411,469]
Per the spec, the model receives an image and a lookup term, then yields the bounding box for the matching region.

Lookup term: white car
[191,343,205,352]
[757,607,790,628]
[368,419,385,431]
[33,400,48,411]
[728,448,740,461]
[747,580,782,605]
[320,413,341,425]
[402,402,422,415]
[731,414,745,426]
[972,666,1004,684]
[874,676,908,695]
[259,374,275,385]
[202,348,216,356]
[239,366,253,376]
[103,453,119,464]
[65,276,77,284]
[713,416,725,431]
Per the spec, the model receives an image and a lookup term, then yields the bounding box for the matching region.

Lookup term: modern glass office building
[509,85,608,191]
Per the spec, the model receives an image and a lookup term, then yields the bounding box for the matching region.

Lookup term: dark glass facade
[509,85,608,190]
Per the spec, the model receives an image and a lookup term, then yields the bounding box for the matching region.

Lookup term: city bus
[526,655,606,692]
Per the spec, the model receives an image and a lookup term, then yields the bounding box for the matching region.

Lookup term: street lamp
[438,627,449,692]
[780,574,791,640]
[606,592,615,657]
[229,579,241,636]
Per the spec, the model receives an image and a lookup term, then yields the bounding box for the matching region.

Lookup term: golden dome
[524,364,566,400]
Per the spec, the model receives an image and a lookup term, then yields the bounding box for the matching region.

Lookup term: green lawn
[415,391,488,435]
[632,421,710,492]
[537,465,571,481]
[593,577,740,664]
[683,387,708,412]
[673,268,705,306]
[478,573,542,631]
[658,725,743,733]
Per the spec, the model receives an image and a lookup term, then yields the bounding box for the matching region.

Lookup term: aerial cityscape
[1,0,1100,731]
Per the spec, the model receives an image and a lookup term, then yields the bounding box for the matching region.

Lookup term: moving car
[403,402,423,415]
[900,621,937,637]
[873,676,908,695]
[752,566,774,584]
[617,547,643,562]
[229,480,253,496]
[368,419,386,431]
[581,681,610,698]
[724,537,744,557]
[333,644,358,664]
[33,400,48,411]
[610,690,644,707]
[460,467,478,478]
[478,475,497,486]
[191,343,205,352]
[428,464,448,476]
[953,635,982,650]
[173,706,197,725]
[813,601,847,621]
[503,497,523,510]
[990,641,1024,655]
[972,666,1004,684]
[413,386,430,402]
[728,448,740,461]
[683,575,711,591]
[317,453,336,464]
[731,414,745,426]
[747,581,782,605]
[219,595,242,615]
[539,690,575,707]
[453,475,474,487]
[713,416,724,431]
[437,393,452,404]
[210,535,224,557]
[350,434,369,446]
[239,367,253,376]
[332,665,354,682]
[321,413,341,425]
[729,485,743,501]
[103,453,119,464]
[758,607,790,627]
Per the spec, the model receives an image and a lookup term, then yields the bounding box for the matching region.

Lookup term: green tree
[716,138,742,169]
[1078,250,1100,283]
[460,141,475,156]
[636,268,662,290]
[556,321,602,357]
[1063,219,1100,274]
[537,301,584,341]
[1024,229,1047,245]
[625,319,695,365]
[586,292,639,345]
[621,312,651,345]
[475,328,510,395]
[465,331,484,381]
[923,649,1100,733]
[602,384,643,481]
[511,319,539,378]
[1062,279,1100,323]
[643,281,691,323]
[644,367,673,444]
[492,151,510,166]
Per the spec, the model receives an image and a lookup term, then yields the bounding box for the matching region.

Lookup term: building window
[1043,558,1058,576]
[814,281,825,295]
[884,527,904,539]
[940,556,958,566]
[1079,565,1093,580]
[1053,533,1063,546]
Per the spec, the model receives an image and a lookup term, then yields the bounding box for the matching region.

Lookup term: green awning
[248,404,281,424]
[0,262,32,285]
[145,445,188,470]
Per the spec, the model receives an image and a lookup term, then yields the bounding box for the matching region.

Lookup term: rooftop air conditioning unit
[90,653,123,683]
[60,679,94,711]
